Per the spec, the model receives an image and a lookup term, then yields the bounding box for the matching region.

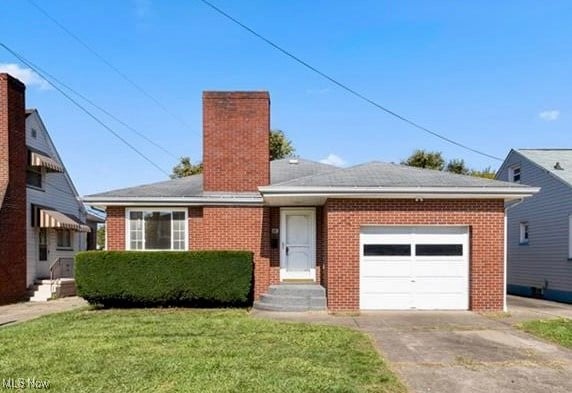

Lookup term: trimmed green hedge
[75,251,253,307]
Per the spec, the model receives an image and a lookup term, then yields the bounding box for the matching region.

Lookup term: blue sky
[1,0,570,195]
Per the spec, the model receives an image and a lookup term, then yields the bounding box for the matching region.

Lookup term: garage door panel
[414,277,467,293]
[360,293,411,310]
[360,225,469,310]
[414,260,465,277]
[361,277,412,293]
[413,294,467,310]
[361,260,411,277]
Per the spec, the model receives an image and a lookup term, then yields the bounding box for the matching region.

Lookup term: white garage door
[360,226,469,310]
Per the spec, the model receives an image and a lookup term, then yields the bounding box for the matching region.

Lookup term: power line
[12,51,179,160]
[199,0,502,162]
[1,43,170,176]
[26,0,196,133]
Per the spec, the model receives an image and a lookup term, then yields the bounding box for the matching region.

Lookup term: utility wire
[12,51,178,160]
[199,0,502,162]
[26,0,195,133]
[1,43,170,176]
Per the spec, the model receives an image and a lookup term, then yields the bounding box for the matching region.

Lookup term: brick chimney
[0,73,27,304]
[202,91,270,192]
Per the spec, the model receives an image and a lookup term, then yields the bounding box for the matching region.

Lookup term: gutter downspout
[504,198,525,311]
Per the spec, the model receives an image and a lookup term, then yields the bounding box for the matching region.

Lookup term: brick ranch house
[84,91,538,312]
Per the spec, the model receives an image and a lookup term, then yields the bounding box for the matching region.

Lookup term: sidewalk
[0,297,87,327]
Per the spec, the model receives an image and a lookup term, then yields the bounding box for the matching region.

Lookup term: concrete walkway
[0,297,87,328]
[252,297,572,393]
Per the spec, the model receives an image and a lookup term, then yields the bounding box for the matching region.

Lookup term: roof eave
[82,196,265,207]
[258,186,540,201]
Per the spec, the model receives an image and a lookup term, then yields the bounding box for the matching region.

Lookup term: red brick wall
[0,74,27,304]
[105,205,272,299]
[190,206,270,299]
[202,91,270,192]
[324,199,505,311]
[106,206,125,250]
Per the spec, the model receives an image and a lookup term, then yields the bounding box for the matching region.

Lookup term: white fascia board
[258,186,540,200]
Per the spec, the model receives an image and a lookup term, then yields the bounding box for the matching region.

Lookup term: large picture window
[127,209,187,250]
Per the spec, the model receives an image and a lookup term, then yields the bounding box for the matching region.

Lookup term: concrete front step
[253,301,326,312]
[259,293,326,308]
[254,283,327,312]
[267,284,326,297]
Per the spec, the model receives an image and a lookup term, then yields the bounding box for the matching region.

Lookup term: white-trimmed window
[126,208,187,251]
[519,222,529,245]
[56,230,73,250]
[509,165,521,183]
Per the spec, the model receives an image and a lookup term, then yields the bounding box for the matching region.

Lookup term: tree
[402,149,498,179]
[170,157,203,179]
[401,149,445,170]
[270,129,295,160]
[470,167,496,179]
[96,225,105,250]
[446,159,470,175]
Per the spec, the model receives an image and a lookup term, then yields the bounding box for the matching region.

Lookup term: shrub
[75,251,253,307]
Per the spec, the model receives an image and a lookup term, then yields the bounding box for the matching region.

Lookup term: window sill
[519,242,529,246]
[56,248,74,251]
[27,185,45,192]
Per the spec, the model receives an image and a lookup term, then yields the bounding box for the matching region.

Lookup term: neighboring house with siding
[497,149,572,303]
[0,74,94,304]
[85,90,538,312]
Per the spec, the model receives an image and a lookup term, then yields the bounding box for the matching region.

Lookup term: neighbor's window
[26,167,43,188]
[127,209,187,250]
[509,165,521,183]
[519,222,529,245]
[56,230,73,249]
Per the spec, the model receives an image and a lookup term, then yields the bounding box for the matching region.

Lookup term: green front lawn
[519,318,572,349]
[0,309,405,393]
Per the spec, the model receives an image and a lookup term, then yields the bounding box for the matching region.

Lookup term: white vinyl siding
[569,215,572,260]
[497,151,572,292]
[126,208,188,251]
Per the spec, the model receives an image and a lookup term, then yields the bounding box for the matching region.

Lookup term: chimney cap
[203,91,269,100]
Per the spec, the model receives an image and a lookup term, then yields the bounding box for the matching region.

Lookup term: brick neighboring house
[0,73,98,305]
[84,91,539,312]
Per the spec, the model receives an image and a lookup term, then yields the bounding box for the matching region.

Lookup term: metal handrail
[49,257,75,296]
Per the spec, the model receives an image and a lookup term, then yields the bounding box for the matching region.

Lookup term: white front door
[280,208,316,281]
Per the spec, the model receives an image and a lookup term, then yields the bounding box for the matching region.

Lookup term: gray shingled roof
[267,161,529,189]
[517,149,572,187]
[85,158,337,198]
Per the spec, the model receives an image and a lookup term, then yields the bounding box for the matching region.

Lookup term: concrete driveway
[253,296,572,393]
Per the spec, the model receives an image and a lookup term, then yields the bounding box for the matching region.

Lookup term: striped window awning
[39,209,91,232]
[30,152,64,173]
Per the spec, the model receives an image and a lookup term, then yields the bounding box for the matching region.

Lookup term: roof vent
[554,162,564,170]
[289,159,299,165]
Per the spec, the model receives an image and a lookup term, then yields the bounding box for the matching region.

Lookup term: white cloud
[0,63,51,90]
[320,153,346,167]
[539,109,560,121]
